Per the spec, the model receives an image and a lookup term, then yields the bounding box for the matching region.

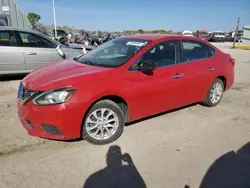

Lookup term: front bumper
[17,99,88,140]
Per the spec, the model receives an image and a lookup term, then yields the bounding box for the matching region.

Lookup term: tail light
[224,53,235,67]
[229,57,235,67]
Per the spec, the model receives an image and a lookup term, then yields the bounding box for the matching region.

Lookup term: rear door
[0,30,25,75]
[177,40,216,104]
[14,31,64,71]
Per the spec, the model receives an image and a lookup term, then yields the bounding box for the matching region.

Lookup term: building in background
[242,25,250,45]
[0,0,31,28]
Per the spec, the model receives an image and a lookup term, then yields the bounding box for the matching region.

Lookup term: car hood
[22,60,113,91]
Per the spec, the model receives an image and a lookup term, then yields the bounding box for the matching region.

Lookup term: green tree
[35,23,47,34]
[159,29,166,33]
[166,30,173,34]
[62,26,70,33]
[27,12,41,28]
[137,29,144,34]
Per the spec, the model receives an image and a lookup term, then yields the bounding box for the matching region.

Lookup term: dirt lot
[0,43,250,188]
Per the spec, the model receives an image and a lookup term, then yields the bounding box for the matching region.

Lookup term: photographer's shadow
[83,145,147,188]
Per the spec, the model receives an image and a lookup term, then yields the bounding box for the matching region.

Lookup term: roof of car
[122,34,199,41]
[0,26,40,34]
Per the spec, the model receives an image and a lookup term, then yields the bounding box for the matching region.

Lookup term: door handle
[27,52,37,55]
[208,67,215,72]
[173,73,184,79]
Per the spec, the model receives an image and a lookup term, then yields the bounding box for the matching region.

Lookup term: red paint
[17,35,234,140]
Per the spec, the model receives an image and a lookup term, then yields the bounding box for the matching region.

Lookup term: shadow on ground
[83,145,147,188]
[185,142,250,188]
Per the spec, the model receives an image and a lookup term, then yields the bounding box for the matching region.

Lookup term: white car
[0,27,93,75]
[211,31,226,42]
[182,30,194,37]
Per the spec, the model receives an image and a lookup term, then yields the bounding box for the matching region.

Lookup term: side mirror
[137,60,156,72]
[81,46,87,54]
[55,44,66,59]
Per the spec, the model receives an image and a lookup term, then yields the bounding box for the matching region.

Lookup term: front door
[125,40,187,120]
[0,30,25,75]
[14,31,63,71]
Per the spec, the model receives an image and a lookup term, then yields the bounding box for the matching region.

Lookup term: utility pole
[52,0,57,38]
[233,17,240,48]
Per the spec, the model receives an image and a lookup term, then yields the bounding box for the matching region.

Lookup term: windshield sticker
[126,41,147,47]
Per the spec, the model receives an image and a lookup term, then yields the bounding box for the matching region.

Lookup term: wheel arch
[217,75,227,91]
[80,95,129,137]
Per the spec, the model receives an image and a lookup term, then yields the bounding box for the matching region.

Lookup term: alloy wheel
[210,82,223,104]
[85,108,119,140]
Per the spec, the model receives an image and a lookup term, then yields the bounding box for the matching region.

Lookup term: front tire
[201,78,224,107]
[82,100,125,145]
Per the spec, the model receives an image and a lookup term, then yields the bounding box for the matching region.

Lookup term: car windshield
[214,32,224,35]
[184,32,193,35]
[74,38,150,67]
[199,32,208,36]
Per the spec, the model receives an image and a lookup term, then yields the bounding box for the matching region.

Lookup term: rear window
[199,32,208,35]
[183,42,200,49]
[207,45,216,57]
[182,41,208,62]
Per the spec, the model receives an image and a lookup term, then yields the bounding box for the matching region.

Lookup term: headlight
[33,88,76,105]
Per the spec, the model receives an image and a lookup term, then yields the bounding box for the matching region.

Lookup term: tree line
[27,12,181,34]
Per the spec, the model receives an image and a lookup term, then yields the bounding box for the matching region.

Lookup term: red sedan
[17,35,235,145]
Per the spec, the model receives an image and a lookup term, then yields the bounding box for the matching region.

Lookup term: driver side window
[140,41,178,68]
[17,31,56,48]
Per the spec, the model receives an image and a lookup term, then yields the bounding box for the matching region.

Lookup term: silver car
[0,27,94,75]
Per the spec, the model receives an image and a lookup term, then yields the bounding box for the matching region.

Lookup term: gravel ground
[0,42,250,188]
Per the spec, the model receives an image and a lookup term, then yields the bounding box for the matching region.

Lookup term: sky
[16,0,250,32]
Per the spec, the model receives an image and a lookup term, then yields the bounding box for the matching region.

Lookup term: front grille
[18,82,39,104]
[40,124,63,135]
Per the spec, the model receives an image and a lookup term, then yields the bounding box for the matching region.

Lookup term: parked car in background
[227,31,242,42]
[210,31,226,42]
[52,29,68,40]
[182,30,194,37]
[65,43,95,52]
[17,34,235,145]
[225,32,232,42]
[235,33,242,42]
[0,27,90,75]
[195,30,209,41]
[208,32,213,41]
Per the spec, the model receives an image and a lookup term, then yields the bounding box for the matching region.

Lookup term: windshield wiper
[83,60,96,66]
[73,58,96,66]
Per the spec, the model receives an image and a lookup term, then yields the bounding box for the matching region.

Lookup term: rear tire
[201,78,224,107]
[82,100,125,145]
